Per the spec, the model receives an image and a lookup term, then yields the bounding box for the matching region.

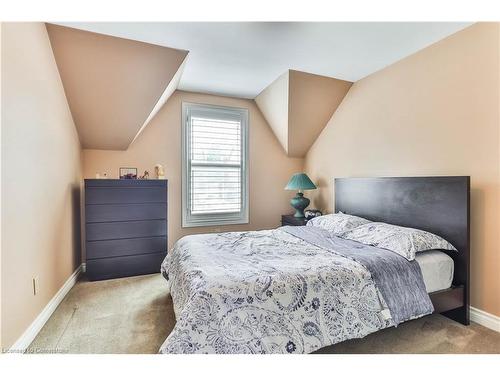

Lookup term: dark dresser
[84,179,168,281]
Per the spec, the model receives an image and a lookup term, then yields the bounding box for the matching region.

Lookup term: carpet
[28,274,500,354]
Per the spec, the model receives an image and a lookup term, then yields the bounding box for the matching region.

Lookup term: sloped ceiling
[255,70,352,157]
[254,71,290,153]
[288,70,352,157]
[55,22,471,99]
[46,24,188,150]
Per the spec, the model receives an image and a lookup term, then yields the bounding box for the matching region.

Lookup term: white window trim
[182,102,249,228]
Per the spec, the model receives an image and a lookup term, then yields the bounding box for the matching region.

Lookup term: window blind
[182,103,248,227]
[190,117,242,214]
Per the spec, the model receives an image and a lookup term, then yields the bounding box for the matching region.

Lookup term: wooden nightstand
[281,214,308,226]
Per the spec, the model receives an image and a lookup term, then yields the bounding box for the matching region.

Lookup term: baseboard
[8,264,83,353]
[470,306,500,333]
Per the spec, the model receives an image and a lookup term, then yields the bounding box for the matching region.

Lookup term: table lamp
[285,172,317,218]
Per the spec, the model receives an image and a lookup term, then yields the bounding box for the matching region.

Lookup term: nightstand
[281,214,308,226]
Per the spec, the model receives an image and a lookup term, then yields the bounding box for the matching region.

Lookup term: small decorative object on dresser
[119,167,137,179]
[281,214,308,226]
[85,179,168,281]
[155,164,166,179]
[284,172,317,218]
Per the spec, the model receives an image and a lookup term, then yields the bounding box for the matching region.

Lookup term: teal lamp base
[290,192,310,218]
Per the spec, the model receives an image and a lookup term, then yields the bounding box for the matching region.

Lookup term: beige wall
[83,90,304,252]
[305,23,500,316]
[1,23,82,348]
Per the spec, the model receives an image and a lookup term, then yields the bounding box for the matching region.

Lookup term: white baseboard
[470,306,500,333]
[8,264,83,353]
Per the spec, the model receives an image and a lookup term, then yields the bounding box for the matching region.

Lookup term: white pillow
[339,222,457,261]
[306,213,371,235]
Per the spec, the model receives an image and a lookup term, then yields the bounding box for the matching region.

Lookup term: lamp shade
[285,173,317,191]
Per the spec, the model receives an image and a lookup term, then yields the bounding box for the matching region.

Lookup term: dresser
[85,179,168,281]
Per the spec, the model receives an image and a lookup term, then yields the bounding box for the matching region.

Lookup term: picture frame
[119,167,138,179]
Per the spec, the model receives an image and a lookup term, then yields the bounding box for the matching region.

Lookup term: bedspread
[159,227,431,354]
[282,226,433,325]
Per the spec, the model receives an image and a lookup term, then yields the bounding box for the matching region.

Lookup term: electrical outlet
[32,277,39,296]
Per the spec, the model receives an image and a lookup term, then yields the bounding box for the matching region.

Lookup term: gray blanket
[282,226,434,325]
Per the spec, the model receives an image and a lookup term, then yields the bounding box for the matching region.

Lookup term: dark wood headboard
[334,176,470,322]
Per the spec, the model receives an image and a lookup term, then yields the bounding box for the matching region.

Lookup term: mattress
[415,250,454,293]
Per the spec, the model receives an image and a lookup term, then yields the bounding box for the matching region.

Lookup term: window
[182,102,249,227]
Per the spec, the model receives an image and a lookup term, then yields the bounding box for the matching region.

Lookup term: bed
[159,176,470,354]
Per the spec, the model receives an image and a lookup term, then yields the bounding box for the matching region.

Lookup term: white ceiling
[56,22,472,99]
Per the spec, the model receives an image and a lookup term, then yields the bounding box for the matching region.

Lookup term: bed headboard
[334,176,470,291]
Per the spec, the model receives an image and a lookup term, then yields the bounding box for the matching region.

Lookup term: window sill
[182,216,249,228]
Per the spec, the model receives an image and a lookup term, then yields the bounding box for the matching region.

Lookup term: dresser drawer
[86,252,166,281]
[85,203,167,223]
[86,236,167,260]
[86,187,167,204]
[85,180,166,188]
[86,220,167,241]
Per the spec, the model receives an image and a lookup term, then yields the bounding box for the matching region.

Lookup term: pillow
[306,213,371,235]
[339,222,457,261]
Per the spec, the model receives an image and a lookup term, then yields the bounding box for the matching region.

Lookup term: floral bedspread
[159,228,398,354]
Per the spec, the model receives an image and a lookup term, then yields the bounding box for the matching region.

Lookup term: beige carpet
[29,273,500,354]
